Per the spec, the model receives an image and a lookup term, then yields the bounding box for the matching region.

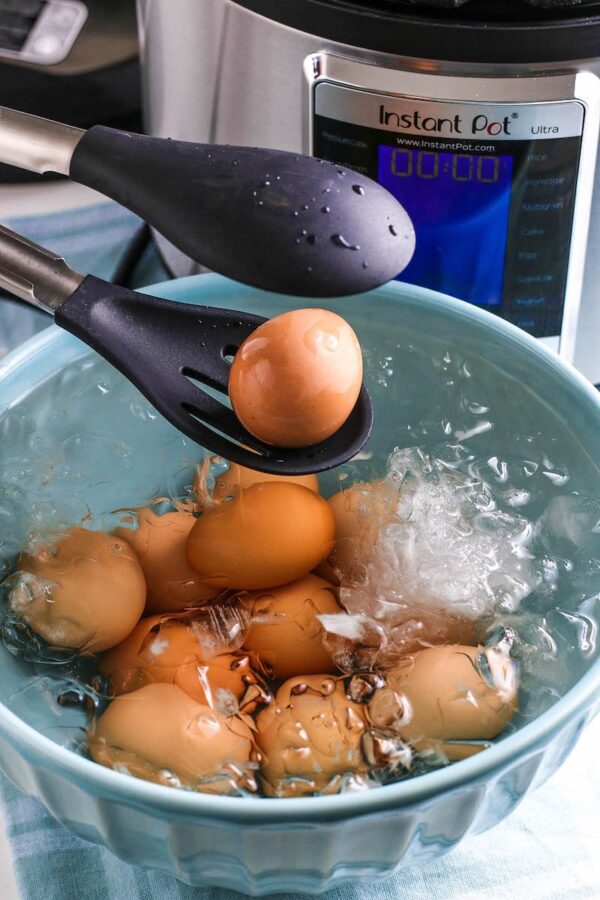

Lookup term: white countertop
[0,179,104,220]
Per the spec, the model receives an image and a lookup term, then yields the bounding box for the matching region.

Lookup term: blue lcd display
[377,146,514,306]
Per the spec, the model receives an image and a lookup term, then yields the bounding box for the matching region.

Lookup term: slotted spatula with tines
[0,225,373,475]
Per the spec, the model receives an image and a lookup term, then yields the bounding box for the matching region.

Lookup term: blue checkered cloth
[0,202,599,899]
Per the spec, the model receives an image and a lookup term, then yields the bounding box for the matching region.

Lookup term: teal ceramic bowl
[0,274,598,894]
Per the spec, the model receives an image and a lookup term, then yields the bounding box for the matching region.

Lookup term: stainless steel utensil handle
[0,225,84,313]
[0,107,85,175]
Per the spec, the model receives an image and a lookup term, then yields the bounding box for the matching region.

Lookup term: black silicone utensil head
[70,128,415,297]
[53,276,373,475]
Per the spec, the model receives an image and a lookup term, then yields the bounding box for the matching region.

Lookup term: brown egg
[186,482,335,590]
[88,683,257,793]
[240,575,340,679]
[98,614,260,711]
[9,527,146,653]
[328,480,399,583]
[368,644,519,760]
[209,462,319,502]
[116,508,218,614]
[256,675,368,797]
[228,308,363,448]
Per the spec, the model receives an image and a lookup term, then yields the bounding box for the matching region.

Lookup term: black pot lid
[395,0,596,9]
[233,0,600,64]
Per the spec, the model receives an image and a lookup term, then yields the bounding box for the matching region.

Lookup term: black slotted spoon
[0,224,373,475]
[0,107,415,298]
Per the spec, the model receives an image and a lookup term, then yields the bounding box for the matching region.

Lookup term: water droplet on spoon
[331,234,360,251]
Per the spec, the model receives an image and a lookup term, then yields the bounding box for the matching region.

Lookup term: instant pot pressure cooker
[136,0,600,382]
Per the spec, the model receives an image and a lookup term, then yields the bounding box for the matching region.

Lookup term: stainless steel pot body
[136,0,600,382]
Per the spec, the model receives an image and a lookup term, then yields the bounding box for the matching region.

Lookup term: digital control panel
[312,82,586,341]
